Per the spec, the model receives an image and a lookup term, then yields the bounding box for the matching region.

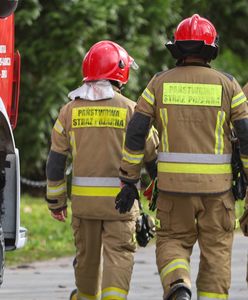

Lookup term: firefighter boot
[168,287,191,300]
[69,289,77,300]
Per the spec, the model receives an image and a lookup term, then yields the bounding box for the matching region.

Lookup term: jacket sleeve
[143,126,159,179]
[231,79,248,177]
[120,77,157,183]
[46,106,70,210]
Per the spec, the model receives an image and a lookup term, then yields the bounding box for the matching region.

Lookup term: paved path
[0,233,247,300]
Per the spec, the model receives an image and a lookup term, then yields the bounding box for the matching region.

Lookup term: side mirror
[0,0,18,18]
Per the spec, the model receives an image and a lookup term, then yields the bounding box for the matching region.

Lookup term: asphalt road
[0,233,247,300]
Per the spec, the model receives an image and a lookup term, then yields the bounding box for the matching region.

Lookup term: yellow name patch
[163,83,222,106]
[72,106,127,129]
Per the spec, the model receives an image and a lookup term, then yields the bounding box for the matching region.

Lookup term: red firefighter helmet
[175,14,217,45]
[166,14,218,61]
[82,40,137,84]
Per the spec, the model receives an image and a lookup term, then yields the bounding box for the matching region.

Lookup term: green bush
[13,0,248,178]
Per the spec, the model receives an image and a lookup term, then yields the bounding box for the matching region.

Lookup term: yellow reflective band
[69,131,77,159]
[102,287,127,300]
[241,157,248,168]
[158,162,232,174]
[198,291,228,299]
[215,111,225,154]
[160,259,189,282]
[142,88,155,106]
[231,92,246,109]
[54,119,64,134]
[72,106,127,129]
[47,182,66,197]
[146,126,156,141]
[160,108,169,152]
[72,186,121,197]
[78,290,101,300]
[122,149,144,164]
[163,83,222,106]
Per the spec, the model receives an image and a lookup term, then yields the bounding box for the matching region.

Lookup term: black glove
[115,182,139,214]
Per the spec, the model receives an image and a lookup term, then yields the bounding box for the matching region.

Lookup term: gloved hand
[143,178,158,211]
[239,208,248,236]
[115,182,139,214]
[50,206,67,222]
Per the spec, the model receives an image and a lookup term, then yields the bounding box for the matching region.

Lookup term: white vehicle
[0,0,27,285]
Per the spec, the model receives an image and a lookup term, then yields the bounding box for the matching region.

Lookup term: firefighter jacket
[243,82,248,208]
[46,90,159,220]
[243,82,248,98]
[120,62,248,194]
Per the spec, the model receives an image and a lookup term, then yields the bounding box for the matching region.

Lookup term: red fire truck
[0,0,27,285]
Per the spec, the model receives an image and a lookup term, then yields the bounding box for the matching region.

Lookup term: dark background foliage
[13,0,248,179]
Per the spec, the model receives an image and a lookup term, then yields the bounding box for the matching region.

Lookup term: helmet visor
[130,59,139,70]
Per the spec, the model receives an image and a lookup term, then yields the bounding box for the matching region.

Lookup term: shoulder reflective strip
[72,177,120,187]
[47,182,66,197]
[231,92,246,109]
[198,291,228,299]
[158,153,232,164]
[142,88,155,106]
[214,111,226,155]
[78,291,101,300]
[158,162,232,174]
[72,186,121,197]
[102,287,127,300]
[123,149,144,164]
[160,108,169,152]
[54,119,64,134]
[69,131,77,159]
[160,259,189,282]
[241,157,248,168]
[72,106,127,129]
[163,83,222,106]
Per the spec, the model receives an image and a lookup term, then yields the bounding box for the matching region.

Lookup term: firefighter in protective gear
[240,83,248,237]
[46,40,158,300]
[116,14,248,300]
[243,83,248,96]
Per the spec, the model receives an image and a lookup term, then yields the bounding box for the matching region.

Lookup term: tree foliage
[13,0,248,178]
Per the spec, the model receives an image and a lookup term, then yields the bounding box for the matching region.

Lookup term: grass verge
[5,194,74,266]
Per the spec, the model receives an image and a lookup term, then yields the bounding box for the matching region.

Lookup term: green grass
[5,195,74,266]
[5,194,245,266]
